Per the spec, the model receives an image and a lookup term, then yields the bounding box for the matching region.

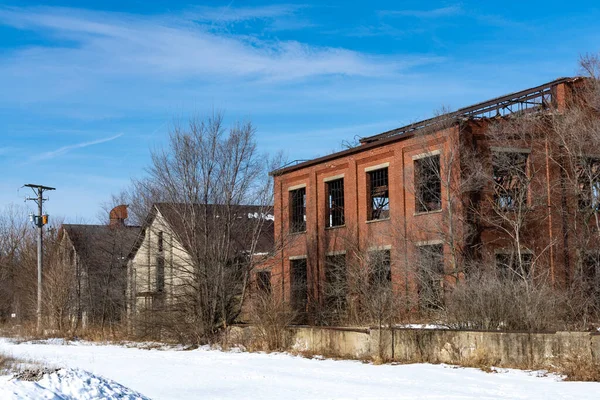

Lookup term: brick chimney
[109,204,128,227]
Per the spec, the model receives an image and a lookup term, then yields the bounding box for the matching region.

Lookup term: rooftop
[271,76,580,176]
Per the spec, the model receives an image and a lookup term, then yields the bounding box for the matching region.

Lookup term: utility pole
[24,183,55,334]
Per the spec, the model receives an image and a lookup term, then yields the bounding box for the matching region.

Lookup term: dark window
[256,270,272,295]
[415,155,442,213]
[324,254,347,320]
[369,250,391,291]
[577,157,600,211]
[326,179,345,227]
[290,258,308,322]
[495,252,533,280]
[156,255,165,292]
[579,253,600,300]
[492,152,529,210]
[417,244,444,310]
[157,231,163,252]
[290,188,306,233]
[367,168,389,220]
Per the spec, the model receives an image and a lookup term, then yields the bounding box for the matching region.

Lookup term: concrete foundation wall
[232,325,600,368]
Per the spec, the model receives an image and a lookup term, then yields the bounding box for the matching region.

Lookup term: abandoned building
[265,77,600,322]
[58,205,140,329]
[126,202,274,327]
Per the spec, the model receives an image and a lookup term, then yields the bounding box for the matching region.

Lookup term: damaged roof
[271,77,580,176]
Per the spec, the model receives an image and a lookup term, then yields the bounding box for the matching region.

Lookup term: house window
[324,254,347,320]
[367,168,389,220]
[326,179,345,227]
[368,249,391,291]
[577,157,600,211]
[492,152,529,210]
[256,270,272,295]
[417,244,444,310]
[495,251,533,280]
[290,258,308,322]
[289,188,306,233]
[156,255,165,293]
[157,231,163,252]
[415,155,442,213]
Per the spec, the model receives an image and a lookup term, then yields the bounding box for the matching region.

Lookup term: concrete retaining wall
[230,325,600,368]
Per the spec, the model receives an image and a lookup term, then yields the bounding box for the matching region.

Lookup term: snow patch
[0,368,150,400]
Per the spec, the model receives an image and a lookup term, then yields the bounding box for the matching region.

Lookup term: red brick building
[263,77,600,322]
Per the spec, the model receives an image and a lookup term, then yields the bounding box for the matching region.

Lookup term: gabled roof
[128,203,274,260]
[61,224,141,268]
[271,77,581,176]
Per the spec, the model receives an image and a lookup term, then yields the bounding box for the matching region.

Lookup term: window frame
[495,250,533,280]
[256,270,272,295]
[326,178,345,228]
[368,249,392,290]
[290,257,308,321]
[289,187,307,233]
[414,154,442,213]
[156,254,165,293]
[367,167,390,221]
[157,231,164,252]
[577,157,600,212]
[491,150,530,211]
[324,253,347,319]
[416,243,445,310]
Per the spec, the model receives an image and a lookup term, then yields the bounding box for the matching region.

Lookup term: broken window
[368,249,391,292]
[580,253,600,302]
[289,187,306,233]
[326,178,345,227]
[367,168,389,220]
[290,258,308,323]
[324,254,347,321]
[417,244,444,310]
[415,155,442,213]
[256,270,272,295]
[577,157,600,211]
[492,152,529,210]
[495,251,533,280]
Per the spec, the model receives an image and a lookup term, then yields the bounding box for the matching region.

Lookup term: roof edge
[270,76,581,177]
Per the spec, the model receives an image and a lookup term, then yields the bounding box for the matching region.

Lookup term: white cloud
[185,4,305,24]
[0,6,419,83]
[379,6,463,19]
[31,133,124,162]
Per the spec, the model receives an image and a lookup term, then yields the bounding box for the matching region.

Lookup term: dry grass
[557,359,600,382]
[0,354,18,374]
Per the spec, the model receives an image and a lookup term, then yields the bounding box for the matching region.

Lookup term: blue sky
[1,1,599,222]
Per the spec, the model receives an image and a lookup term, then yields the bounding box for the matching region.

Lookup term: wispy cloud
[379,6,463,19]
[0,5,411,84]
[31,133,124,162]
[185,4,305,24]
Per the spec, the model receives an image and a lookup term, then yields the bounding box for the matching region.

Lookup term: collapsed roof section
[271,77,581,176]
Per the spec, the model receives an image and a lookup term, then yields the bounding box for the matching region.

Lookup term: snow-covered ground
[0,337,598,400]
[0,368,149,399]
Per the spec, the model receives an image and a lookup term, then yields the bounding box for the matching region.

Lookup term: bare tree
[0,204,36,324]
[548,54,600,327]
[130,112,276,343]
